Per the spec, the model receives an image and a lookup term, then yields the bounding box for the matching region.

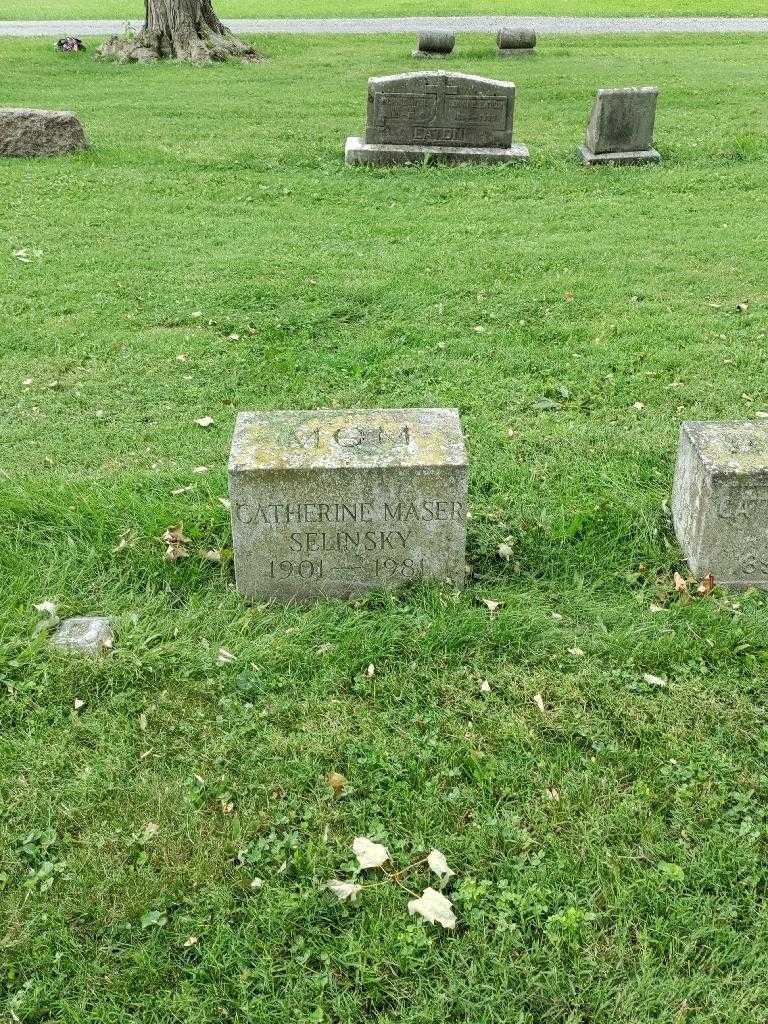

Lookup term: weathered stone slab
[346,71,528,166]
[0,108,88,158]
[579,87,660,165]
[52,616,113,654]
[413,30,455,57]
[673,421,768,589]
[228,408,468,603]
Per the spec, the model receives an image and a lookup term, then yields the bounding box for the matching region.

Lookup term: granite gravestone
[229,408,468,603]
[413,31,455,58]
[345,71,529,166]
[673,421,768,589]
[497,28,536,56]
[0,108,88,158]
[579,87,660,166]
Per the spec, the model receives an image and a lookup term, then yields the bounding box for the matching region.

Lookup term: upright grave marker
[497,28,536,56]
[413,31,455,58]
[229,408,468,602]
[673,420,768,589]
[345,71,529,166]
[578,87,660,165]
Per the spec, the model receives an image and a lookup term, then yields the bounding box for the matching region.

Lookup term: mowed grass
[4,0,766,23]
[2,32,768,1024]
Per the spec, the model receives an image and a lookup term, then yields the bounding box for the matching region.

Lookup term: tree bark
[96,0,265,63]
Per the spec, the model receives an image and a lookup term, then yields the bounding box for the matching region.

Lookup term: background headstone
[229,408,468,603]
[413,31,455,58]
[579,87,660,165]
[345,71,529,166]
[0,108,88,158]
[497,28,536,55]
[673,420,768,589]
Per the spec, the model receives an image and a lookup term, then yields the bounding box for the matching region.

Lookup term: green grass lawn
[2,31,768,1024]
[3,0,766,23]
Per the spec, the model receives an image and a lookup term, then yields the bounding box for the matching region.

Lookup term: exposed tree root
[96,0,265,64]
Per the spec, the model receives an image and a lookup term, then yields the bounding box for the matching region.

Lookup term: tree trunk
[96,0,265,63]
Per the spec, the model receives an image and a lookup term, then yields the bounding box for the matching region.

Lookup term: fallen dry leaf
[73,698,85,711]
[33,599,57,615]
[480,598,502,612]
[697,573,716,596]
[643,673,667,688]
[408,887,457,929]
[160,525,191,561]
[183,935,199,947]
[365,663,375,678]
[217,648,235,666]
[427,848,455,880]
[326,879,362,903]
[479,679,491,694]
[497,542,514,562]
[673,571,689,593]
[352,836,389,870]
[327,771,347,796]
[532,692,546,714]
[194,416,214,428]
[204,549,223,563]
[568,647,585,657]
[112,529,137,553]
[171,485,194,496]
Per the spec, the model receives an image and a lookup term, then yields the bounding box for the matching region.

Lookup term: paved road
[2,15,768,36]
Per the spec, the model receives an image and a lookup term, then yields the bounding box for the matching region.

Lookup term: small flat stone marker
[228,408,468,603]
[673,421,768,588]
[0,108,88,158]
[578,87,660,166]
[413,31,455,58]
[497,28,536,55]
[52,616,113,654]
[345,71,529,167]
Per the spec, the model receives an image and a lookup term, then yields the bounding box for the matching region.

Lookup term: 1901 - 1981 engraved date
[267,557,428,581]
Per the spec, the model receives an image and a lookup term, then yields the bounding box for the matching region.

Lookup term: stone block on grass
[413,31,455,58]
[578,87,660,166]
[673,420,768,589]
[0,108,88,158]
[228,408,468,603]
[345,71,528,166]
[52,616,113,654]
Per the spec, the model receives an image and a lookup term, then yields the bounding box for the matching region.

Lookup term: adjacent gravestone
[497,28,536,56]
[578,87,660,165]
[413,31,455,58]
[52,616,113,654]
[228,408,468,602]
[345,71,528,166]
[0,108,88,158]
[673,421,768,589]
